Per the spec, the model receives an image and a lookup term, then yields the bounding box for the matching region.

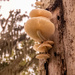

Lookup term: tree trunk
[41,0,75,75]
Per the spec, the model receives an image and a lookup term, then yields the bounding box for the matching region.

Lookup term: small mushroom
[36,54,50,59]
[24,17,55,42]
[35,1,44,6]
[33,43,40,50]
[38,43,52,50]
[33,43,47,52]
[29,9,52,19]
[33,43,52,52]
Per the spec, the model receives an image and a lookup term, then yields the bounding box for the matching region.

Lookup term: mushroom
[33,43,40,50]
[43,40,54,45]
[35,1,44,6]
[29,9,52,19]
[24,17,55,42]
[24,8,55,61]
[33,43,52,52]
[36,54,50,59]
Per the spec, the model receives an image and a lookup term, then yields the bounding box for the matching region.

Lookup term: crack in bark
[46,0,67,75]
[58,0,66,43]
[58,1,67,75]
[46,0,66,43]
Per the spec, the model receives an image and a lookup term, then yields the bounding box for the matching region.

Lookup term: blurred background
[0,0,40,75]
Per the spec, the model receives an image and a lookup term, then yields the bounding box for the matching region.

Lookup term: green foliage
[0,62,9,70]
[19,60,26,67]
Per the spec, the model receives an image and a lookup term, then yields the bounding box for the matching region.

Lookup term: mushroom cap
[33,43,40,50]
[29,9,52,19]
[35,1,43,6]
[43,40,54,45]
[33,43,47,52]
[33,43,52,52]
[24,17,55,42]
[36,54,50,59]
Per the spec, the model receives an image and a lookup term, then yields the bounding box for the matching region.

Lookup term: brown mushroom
[33,44,43,52]
[35,1,43,6]
[29,9,52,19]
[36,54,50,59]
[24,17,55,42]
[43,40,54,45]
[33,43,52,52]
[33,43,40,50]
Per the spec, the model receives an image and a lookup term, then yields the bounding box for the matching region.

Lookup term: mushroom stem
[37,30,47,42]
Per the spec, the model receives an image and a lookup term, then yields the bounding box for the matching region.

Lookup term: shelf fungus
[24,6,55,63]
[36,54,50,59]
[34,1,44,8]
[35,1,44,6]
[29,9,52,20]
[24,17,55,42]
[33,42,52,52]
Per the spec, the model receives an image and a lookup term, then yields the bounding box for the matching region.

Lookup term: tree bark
[41,0,75,75]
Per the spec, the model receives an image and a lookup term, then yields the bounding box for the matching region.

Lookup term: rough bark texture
[63,0,75,75]
[41,0,75,75]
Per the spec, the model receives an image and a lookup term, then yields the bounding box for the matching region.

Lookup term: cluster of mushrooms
[24,1,55,60]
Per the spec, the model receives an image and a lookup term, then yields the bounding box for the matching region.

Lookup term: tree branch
[13,55,36,73]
